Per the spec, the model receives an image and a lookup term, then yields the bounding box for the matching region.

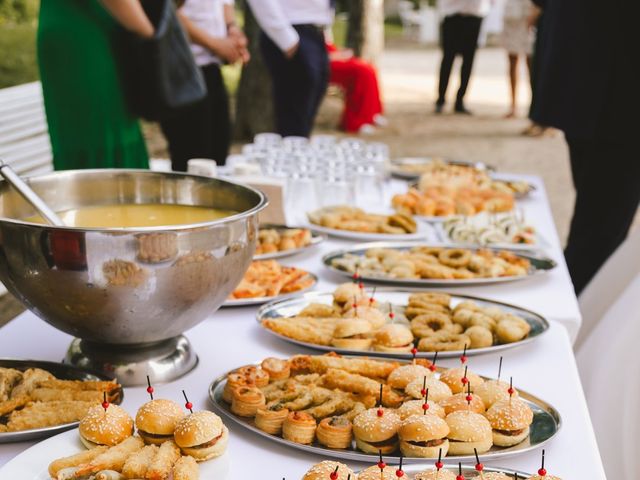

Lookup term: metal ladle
[0,159,65,226]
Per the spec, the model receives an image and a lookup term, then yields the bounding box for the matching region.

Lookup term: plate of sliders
[323,243,556,287]
[223,260,318,307]
[208,353,561,464]
[258,286,548,358]
[301,459,559,480]
[306,206,433,242]
[0,391,231,479]
[254,224,326,261]
[0,359,123,443]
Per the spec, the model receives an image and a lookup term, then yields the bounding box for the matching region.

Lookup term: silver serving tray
[390,157,495,181]
[254,224,326,261]
[0,359,123,444]
[323,242,556,287]
[257,288,549,359]
[358,464,532,478]
[208,361,561,464]
[222,272,318,307]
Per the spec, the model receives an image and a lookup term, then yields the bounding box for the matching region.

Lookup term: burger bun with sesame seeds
[174,410,228,460]
[353,407,401,454]
[79,403,134,448]
[485,398,533,447]
[303,461,354,480]
[135,399,185,445]
[445,410,492,455]
[399,413,450,457]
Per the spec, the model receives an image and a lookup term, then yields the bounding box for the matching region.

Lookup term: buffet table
[0,175,604,478]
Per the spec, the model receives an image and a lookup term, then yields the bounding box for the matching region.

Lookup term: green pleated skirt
[37,0,149,170]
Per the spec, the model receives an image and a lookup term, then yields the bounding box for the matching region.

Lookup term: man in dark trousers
[531,0,639,294]
[247,0,332,137]
[435,0,490,114]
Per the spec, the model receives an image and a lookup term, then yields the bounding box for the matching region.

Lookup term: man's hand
[210,37,243,64]
[285,42,299,59]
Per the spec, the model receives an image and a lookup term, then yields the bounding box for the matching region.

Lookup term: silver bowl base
[64,336,198,386]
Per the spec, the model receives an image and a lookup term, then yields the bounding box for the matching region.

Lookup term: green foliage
[0,0,38,24]
[0,23,38,88]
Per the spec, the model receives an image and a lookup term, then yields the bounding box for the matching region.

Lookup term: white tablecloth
[0,175,602,478]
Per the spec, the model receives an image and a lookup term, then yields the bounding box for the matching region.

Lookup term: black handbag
[122,0,207,121]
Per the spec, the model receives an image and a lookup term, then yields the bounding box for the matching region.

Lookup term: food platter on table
[322,243,556,287]
[254,224,326,261]
[389,157,495,181]
[257,288,549,358]
[307,222,433,242]
[223,271,318,307]
[208,354,561,464]
[0,359,123,444]
[0,420,230,479]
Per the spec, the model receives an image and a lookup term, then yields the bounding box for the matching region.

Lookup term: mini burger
[439,392,485,415]
[352,407,401,454]
[526,475,562,480]
[397,400,445,420]
[303,461,354,480]
[343,306,386,329]
[135,399,185,445]
[372,324,414,353]
[173,410,229,461]
[472,473,511,480]
[358,464,397,480]
[445,410,492,455]
[405,376,452,402]
[474,379,518,408]
[399,414,449,457]
[485,398,533,447]
[439,367,485,394]
[387,364,432,390]
[414,469,457,480]
[333,283,365,309]
[331,319,373,350]
[79,404,133,448]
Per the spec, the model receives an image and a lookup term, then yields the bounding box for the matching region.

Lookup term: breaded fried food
[48,446,109,478]
[122,444,158,479]
[0,395,30,416]
[172,455,199,480]
[75,436,144,477]
[38,379,120,393]
[0,368,22,401]
[6,400,94,431]
[322,368,380,396]
[145,440,181,480]
[10,368,55,398]
[293,355,399,379]
[30,388,106,403]
[261,317,337,346]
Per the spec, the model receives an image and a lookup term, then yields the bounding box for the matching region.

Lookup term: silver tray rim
[221,272,319,307]
[322,242,557,288]
[254,225,327,261]
[256,287,550,359]
[390,157,495,181]
[0,358,123,444]
[208,360,562,464]
[306,223,432,242]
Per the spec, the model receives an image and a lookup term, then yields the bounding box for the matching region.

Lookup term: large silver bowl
[0,169,266,346]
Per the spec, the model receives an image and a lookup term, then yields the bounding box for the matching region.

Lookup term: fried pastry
[10,368,55,398]
[6,400,94,431]
[282,411,316,444]
[121,444,158,479]
[316,416,353,449]
[74,436,144,477]
[172,455,199,480]
[255,405,289,435]
[48,446,109,478]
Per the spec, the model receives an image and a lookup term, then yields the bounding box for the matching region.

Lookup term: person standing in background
[246,0,332,137]
[501,0,534,118]
[435,0,490,115]
[38,0,153,170]
[531,0,639,294]
[160,0,249,171]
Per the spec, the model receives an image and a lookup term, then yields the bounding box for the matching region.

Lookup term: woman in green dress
[38,0,154,170]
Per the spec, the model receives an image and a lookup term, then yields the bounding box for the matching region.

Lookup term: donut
[438,249,472,268]
[495,316,531,343]
[468,312,497,331]
[417,332,471,352]
[410,313,454,338]
[408,292,451,307]
[464,326,494,348]
[451,308,475,328]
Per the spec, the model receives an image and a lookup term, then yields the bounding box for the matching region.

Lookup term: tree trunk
[346,0,385,64]
[233,3,274,141]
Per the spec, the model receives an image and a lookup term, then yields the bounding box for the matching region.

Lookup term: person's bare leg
[506,53,518,118]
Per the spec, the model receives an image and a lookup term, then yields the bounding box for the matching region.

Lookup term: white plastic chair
[577,273,640,479]
[575,226,640,350]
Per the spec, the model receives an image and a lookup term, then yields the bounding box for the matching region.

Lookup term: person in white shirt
[246,0,333,137]
[159,0,249,170]
[435,0,491,114]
